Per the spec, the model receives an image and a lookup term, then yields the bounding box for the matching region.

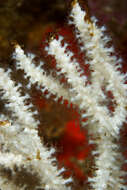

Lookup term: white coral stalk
[13,45,72,102]
[88,128,125,190]
[69,3,127,188]
[0,68,38,129]
[47,37,122,136]
[0,127,72,190]
[70,1,127,131]
[47,37,126,189]
[0,1,126,189]
[45,2,127,189]
[46,37,126,189]
[0,69,72,190]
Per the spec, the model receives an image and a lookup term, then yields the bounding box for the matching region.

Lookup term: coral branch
[0,68,72,190]
[13,45,72,102]
[0,0,126,190]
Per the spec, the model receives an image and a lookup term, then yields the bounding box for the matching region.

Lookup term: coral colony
[0,0,127,190]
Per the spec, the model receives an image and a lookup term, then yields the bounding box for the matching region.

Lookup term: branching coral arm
[0,67,38,129]
[46,34,126,190]
[46,37,121,136]
[13,45,72,102]
[0,68,72,190]
[70,1,127,132]
[0,123,72,190]
[45,2,127,189]
[88,128,125,190]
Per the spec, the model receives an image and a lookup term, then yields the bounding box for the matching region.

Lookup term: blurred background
[0,0,127,59]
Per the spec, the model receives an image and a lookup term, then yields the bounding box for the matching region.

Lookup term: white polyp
[14,45,72,103]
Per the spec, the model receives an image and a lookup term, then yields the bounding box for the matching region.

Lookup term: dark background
[0,0,127,60]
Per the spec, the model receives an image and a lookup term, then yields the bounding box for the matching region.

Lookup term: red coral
[57,120,91,182]
[40,24,93,182]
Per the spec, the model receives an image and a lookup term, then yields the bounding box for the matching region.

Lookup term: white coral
[0,1,126,190]
[0,69,72,190]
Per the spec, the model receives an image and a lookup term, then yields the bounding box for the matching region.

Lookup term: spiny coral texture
[0,1,127,190]
[0,68,72,190]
